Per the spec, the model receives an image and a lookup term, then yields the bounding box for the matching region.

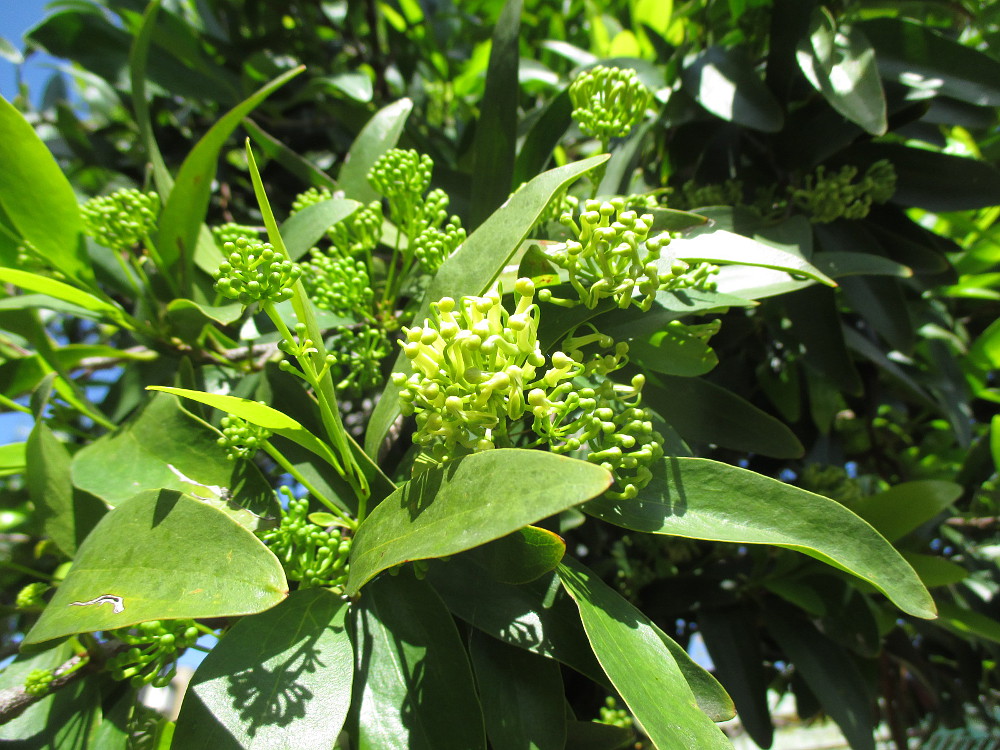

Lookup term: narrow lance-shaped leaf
[24,489,287,645]
[0,96,91,285]
[337,98,413,202]
[0,267,130,328]
[346,449,611,595]
[147,386,344,475]
[558,557,733,749]
[156,66,306,285]
[585,457,936,619]
[365,154,609,458]
[172,589,352,750]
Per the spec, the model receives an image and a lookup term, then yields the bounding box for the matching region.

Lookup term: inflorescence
[81,188,160,251]
[214,237,302,305]
[569,65,651,144]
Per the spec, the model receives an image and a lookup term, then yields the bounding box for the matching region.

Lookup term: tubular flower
[81,188,160,250]
[214,237,302,305]
[259,489,353,589]
[541,197,671,311]
[569,65,651,143]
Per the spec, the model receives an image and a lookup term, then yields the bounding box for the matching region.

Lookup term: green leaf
[72,392,277,528]
[470,630,566,750]
[156,66,305,283]
[462,525,566,585]
[346,449,611,595]
[280,197,360,261]
[165,299,244,341]
[558,557,732,749]
[0,268,127,326]
[173,589,352,750]
[643,374,804,459]
[901,552,968,588]
[840,275,914,354]
[130,0,173,199]
[765,608,875,750]
[0,440,25,475]
[244,117,336,191]
[668,229,836,287]
[27,421,105,558]
[470,0,522,228]
[936,600,1000,645]
[811,251,912,278]
[699,607,773,749]
[681,46,784,132]
[658,629,735,723]
[781,285,863,396]
[862,17,1000,107]
[849,480,962,542]
[796,8,887,135]
[585,457,936,619]
[147,386,345,478]
[0,96,91,285]
[513,87,572,186]
[628,322,719,377]
[23,489,287,645]
[426,562,608,686]
[337,98,413,203]
[365,155,609,457]
[349,571,486,750]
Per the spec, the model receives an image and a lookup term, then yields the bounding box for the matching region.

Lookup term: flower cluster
[412,216,466,272]
[392,281,664,497]
[218,415,272,461]
[214,237,302,305]
[676,179,745,210]
[259,490,352,589]
[569,65,651,143]
[301,247,374,317]
[291,189,384,256]
[789,159,897,223]
[368,149,434,237]
[212,222,260,248]
[541,198,671,311]
[597,695,633,729]
[106,619,201,688]
[23,668,54,697]
[327,326,391,395]
[81,188,160,251]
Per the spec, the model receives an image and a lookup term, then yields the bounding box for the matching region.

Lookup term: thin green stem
[263,441,358,530]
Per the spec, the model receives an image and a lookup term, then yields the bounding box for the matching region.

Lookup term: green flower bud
[24,668,54,697]
[81,188,160,251]
[15,581,50,610]
[213,237,302,305]
[570,66,652,143]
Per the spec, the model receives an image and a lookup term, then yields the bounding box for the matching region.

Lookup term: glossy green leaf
[850,480,962,542]
[796,8,886,135]
[280,197,360,261]
[23,489,287,645]
[901,552,968,588]
[811,251,912,278]
[0,96,90,285]
[426,561,607,686]
[643,374,804,458]
[558,557,732,749]
[346,449,611,594]
[350,572,486,750]
[766,609,875,750]
[72,392,276,527]
[585,457,936,619]
[338,98,413,203]
[840,275,914,354]
[681,46,783,132]
[244,118,336,191]
[130,0,173,199]
[668,229,835,287]
[782,285,863,396]
[650,207,711,233]
[862,17,1000,106]
[628,321,719,377]
[699,607,773,749]
[165,299,244,341]
[470,0,521,228]
[27,421,105,558]
[365,155,609,457]
[156,66,305,281]
[513,87,572,186]
[147,386,344,477]
[0,642,100,748]
[470,630,566,750]
[0,268,126,326]
[463,525,566,585]
[173,589,352,750]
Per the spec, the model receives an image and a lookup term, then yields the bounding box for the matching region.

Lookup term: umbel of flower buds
[214,237,302,305]
[570,65,652,143]
[81,188,160,251]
